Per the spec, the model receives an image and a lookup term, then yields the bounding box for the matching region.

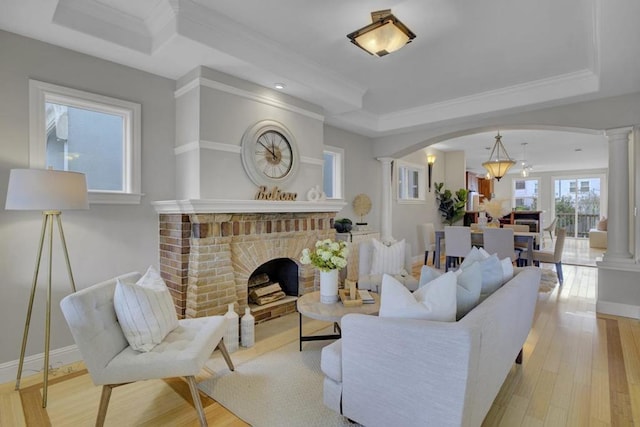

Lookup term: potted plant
[434,182,468,225]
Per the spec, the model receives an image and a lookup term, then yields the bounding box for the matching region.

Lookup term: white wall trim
[596,300,640,320]
[301,156,324,166]
[0,345,81,384]
[175,140,323,166]
[175,77,325,122]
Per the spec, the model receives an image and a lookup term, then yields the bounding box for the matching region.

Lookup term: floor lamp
[5,169,88,408]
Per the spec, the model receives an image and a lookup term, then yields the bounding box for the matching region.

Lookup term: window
[323,146,344,199]
[29,80,142,204]
[396,161,425,202]
[512,178,539,210]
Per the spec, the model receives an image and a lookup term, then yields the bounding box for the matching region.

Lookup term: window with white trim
[29,80,142,204]
[323,146,344,199]
[396,161,425,202]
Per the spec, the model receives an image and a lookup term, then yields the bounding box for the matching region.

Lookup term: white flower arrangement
[300,239,349,272]
[480,198,511,220]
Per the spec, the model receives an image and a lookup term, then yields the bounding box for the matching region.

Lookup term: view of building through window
[46,102,124,192]
[513,178,538,210]
[397,162,425,201]
[323,148,343,199]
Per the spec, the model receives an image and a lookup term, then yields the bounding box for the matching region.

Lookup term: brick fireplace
[154,200,345,322]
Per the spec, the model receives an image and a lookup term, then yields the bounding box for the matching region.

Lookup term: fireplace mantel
[152,199,347,214]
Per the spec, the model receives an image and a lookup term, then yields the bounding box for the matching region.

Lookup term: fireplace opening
[247,258,299,306]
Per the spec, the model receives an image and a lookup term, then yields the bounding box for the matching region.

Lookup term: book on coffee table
[358,289,375,304]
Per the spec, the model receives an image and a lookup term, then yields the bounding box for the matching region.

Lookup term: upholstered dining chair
[502,223,530,253]
[417,223,437,265]
[522,228,567,284]
[443,226,472,271]
[543,217,558,242]
[60,272,235,427]
[483,227,517,262]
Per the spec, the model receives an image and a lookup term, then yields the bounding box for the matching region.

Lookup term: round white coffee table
[296,291,380,351]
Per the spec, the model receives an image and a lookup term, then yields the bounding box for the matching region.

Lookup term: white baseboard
[0,345,82,384]
[596,300,640,320]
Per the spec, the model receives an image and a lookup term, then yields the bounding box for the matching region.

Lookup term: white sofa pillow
[370,239,406,275]
[380,273,456,322]
[454,262,482,319]
[114,266,179,352]
[419,264,481,320]
[501,257,514,282]
[459,246,489,270]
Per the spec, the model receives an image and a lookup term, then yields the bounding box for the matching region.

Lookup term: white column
[603,127,633,261]
[377,157,394,242]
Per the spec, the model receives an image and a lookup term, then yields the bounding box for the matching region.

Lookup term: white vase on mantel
[320,269,339,304]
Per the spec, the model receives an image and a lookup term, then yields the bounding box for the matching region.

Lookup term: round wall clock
[241,120,300,187]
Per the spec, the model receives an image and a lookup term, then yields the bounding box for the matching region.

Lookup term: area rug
[199,340,356,427]
[539,268,559,293]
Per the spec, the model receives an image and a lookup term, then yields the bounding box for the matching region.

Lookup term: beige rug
[539,268,559,293]
[199,339,357,427]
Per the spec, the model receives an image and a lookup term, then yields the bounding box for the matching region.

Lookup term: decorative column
[603,127,633,261]
[377,157,394,242]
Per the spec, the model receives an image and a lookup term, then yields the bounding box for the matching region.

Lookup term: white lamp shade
[5,169,89,211]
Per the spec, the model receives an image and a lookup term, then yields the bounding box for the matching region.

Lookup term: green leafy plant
[434,182,469,225]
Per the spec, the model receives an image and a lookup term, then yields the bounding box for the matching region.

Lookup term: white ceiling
[1,0,638,172]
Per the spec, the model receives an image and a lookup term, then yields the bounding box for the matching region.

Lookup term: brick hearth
[159,210,337,320]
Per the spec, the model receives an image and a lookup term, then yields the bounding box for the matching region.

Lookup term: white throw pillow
[476,254,505,295]
[455,262,482,319]
[380,273,456,322]
[370,239,406,275]
[418,265,441,288]
[114,266,179,352]
[501,257,514,282]
[459,246,489,270]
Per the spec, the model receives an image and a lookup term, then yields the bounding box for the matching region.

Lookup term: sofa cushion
[113,266,179,352]
[321,340,342,382]
[370,239,406,275]
[380,273,456,321]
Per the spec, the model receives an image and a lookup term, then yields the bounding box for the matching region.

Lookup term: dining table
[434,229,539,269]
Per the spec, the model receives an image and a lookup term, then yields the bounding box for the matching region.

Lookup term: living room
[1,1,640,426]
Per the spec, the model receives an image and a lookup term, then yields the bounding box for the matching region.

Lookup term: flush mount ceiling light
[274,83,285,90]
[482,132,516,181]
[347,9,416,57]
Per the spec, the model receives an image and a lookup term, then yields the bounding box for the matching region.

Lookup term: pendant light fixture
[520,142,531,177]
[482,132,515,181]
[347,9,416,57]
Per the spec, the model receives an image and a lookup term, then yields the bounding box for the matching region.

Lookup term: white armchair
[60,272,234,427]
[357,240,418,291]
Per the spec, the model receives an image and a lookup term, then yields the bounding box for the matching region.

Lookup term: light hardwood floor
[1,264,638,426]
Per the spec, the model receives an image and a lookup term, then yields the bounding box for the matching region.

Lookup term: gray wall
[323,125,381,227]
[0,30,175,365]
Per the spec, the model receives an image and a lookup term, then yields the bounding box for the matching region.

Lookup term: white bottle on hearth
[241,307,255,348]
[224,303,239,353]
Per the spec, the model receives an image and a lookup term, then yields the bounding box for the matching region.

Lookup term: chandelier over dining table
[482,132,516,181]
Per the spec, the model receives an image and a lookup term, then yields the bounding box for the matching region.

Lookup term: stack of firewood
[248,273,286,305]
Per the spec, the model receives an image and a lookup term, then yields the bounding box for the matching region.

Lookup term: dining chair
[521,228,566,284]
[543,217,558,242]
[443,226,472,271]
[482,227,517,262]
[503,224,530,253]
[60,272,235,427]
[417,223,437,265]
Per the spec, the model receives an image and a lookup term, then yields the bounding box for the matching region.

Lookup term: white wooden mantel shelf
[151,199,347,214]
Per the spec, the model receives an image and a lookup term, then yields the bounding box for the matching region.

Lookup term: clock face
[241,120,300,186]
[254,131,293,179]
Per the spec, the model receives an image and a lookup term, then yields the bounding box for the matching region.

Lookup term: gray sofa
[321,266,541,427]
